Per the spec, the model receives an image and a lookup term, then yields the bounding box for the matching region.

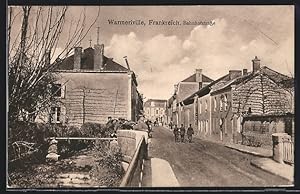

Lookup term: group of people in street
[173,124,194,143]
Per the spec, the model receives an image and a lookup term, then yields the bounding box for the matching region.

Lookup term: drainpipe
[209,95,212,136]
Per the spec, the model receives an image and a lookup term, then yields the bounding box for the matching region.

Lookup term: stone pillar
[46,139,60,162]
[272,133,288,164]
[110,139,120,154]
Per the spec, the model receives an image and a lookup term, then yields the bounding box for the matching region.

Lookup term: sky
[10,5,294,100]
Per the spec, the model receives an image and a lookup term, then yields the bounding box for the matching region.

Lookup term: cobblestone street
[143,126,291,187]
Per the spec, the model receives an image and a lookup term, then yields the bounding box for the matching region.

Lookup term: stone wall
[37,72,130,126]
[242,114,294,148]
[117,130,148,163]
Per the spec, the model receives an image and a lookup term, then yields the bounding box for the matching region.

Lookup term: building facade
[166,69,214,127]
[36,44,143,126]
[174,56,294,145]
[144,99,167,125]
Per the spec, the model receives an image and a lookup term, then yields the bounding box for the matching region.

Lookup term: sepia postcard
[7,4,295,190]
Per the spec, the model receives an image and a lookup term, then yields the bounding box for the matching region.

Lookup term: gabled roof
[176,82,200,103]
[182,74,229,105]
[260,66,294,88]
[181,73,214,83]
[54,47,128,72]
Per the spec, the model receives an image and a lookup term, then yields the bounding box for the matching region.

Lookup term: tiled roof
[211,66,293,94]
[182,74,229,105]
[176,83,200,103]
[54,47,128,72]
[181,73,214,83]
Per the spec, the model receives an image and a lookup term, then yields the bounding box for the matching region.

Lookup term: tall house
[36,44,143,126]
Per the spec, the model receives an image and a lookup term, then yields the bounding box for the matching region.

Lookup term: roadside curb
[224,144,272,158]
[150,158,180,187]
[250,159,293,183]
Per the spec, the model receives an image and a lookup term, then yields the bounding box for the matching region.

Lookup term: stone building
[144,99,167,125]
[179,56,294,144]
[36,43,143,126]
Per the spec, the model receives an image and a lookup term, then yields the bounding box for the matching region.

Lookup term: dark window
[248,107,252,114]
[52,84,61,97]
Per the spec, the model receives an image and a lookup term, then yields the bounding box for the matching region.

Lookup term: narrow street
[144,126,290,187]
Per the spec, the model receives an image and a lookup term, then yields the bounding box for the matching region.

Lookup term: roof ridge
[261,66,292,79]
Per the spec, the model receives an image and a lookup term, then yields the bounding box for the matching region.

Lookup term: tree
[8,6,100,124]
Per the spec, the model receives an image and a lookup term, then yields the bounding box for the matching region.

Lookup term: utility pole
[89,36,92,47]
[82,87,86,124]
[97,26,100,45]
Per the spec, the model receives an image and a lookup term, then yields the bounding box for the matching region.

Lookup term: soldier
[219,117,224,141]
[173,124,179,142]
[180,124,186,143]
[187,124,194,143]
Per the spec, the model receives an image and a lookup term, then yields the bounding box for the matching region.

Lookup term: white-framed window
[214,97,217,111]
[50,107,61,124]
[199,101,202,114]
[220,95,223,111]
[224,94,228,110]
[205,100,208,112]
[200,121,203,132]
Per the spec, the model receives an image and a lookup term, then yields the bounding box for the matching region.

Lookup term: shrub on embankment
[8,120,126,187]
[8,121,116,170]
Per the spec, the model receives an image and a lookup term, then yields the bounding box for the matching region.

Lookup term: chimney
[243,69,248,76]
[94,44,104,70]
[252,56,260,72]
[195,69,203,83]
[123,56,131,70]
[74,47,82,70]
[229,70,242,80]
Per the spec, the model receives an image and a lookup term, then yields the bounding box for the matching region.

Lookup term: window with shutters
[224,94,228,110]
[220,95,224,111]
[214,97,217,111]
[199,101,202,114]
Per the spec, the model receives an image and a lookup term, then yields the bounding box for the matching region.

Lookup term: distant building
[144,99,167,125]
[166,69,214,127]
[36,43,143,126]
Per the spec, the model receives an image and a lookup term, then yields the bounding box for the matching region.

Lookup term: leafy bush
[80,122,111,137]
[90,143,124,187]
[241,131,272,147]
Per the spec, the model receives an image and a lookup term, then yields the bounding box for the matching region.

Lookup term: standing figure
[219,117,224,141]
[173,124,179,142]
[187,124,194,143]
[180,124,186,143]
[169,121,173,129]
[146,120,153,138]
